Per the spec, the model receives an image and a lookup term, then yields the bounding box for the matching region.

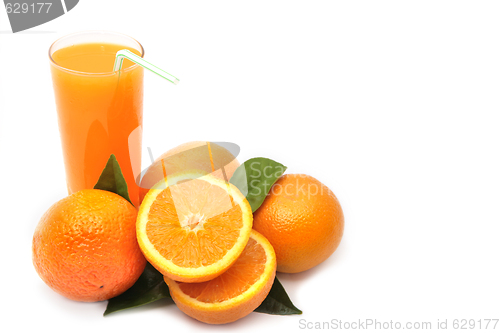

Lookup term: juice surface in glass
[50,33,144,207]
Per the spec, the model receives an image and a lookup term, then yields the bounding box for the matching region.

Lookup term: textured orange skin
[32,189,146,302]
[253,174,344,273]
[139,141,240,204]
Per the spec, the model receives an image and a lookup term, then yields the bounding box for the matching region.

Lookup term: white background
[1,1,499,332]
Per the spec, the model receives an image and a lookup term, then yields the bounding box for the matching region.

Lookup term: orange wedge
[165,230,277,324]
[137,171,253,283]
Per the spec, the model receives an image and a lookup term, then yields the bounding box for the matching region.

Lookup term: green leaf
[255,276,302,315]
[230,157,287,212]
[94,154,132,205]
[104,262,172,316]
[103,264,301,317]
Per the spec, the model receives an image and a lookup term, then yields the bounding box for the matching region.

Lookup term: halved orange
[137,171,253,283]
[165,230,277,324]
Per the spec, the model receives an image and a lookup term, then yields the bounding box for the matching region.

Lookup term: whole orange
[253,174,344,273]
[32,189,146,302]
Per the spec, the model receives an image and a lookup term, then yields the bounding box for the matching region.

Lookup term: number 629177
[5,2,53,14]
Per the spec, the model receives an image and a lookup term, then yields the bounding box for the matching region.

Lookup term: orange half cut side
[137,171,253,283]
[165,230,277,324]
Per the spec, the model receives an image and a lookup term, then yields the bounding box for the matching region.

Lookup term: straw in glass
[113,49,179,84]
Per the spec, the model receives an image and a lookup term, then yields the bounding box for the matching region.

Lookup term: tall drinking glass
[49,31,144,206]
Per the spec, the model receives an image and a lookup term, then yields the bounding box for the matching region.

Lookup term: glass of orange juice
[49,31,144,207]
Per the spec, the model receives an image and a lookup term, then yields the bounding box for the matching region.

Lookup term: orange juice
[50,32,144,207]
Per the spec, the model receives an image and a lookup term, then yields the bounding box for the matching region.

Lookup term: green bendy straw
[113,49,179,84]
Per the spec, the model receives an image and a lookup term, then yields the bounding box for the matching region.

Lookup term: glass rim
[48,30,145,76]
